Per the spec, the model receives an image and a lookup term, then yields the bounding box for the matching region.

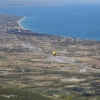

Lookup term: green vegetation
[60,94,100,100]
[0,87,52,100]
[44,90,60,96]
[0,56,7,60]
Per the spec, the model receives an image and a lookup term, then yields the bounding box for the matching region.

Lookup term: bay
[0,4,100,40]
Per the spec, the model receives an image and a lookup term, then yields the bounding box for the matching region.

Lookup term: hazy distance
[0,0,100,6]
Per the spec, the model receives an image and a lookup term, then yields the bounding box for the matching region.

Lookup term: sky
[65,0,100,4]
[10,0,100,4]
[0,0,100,6]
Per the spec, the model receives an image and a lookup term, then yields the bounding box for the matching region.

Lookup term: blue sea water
[0,4,100,40]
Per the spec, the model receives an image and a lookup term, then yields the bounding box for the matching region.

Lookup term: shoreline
[17,17,100,41]
[18,16,26,30]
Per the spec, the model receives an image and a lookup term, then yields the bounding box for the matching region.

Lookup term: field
[0,15,100,100]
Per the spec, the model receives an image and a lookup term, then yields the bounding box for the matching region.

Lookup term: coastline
[17,17,100,41]
[18,17,26,30]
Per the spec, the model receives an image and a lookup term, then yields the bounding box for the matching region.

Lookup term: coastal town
[0,14,100,99]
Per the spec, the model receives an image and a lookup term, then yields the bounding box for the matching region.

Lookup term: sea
[0,4,100,40]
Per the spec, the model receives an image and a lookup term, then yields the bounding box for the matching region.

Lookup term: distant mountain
[0,0,68,7]
[0,0,100,7]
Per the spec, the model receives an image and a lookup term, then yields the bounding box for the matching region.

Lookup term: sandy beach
[18,17,26,30]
